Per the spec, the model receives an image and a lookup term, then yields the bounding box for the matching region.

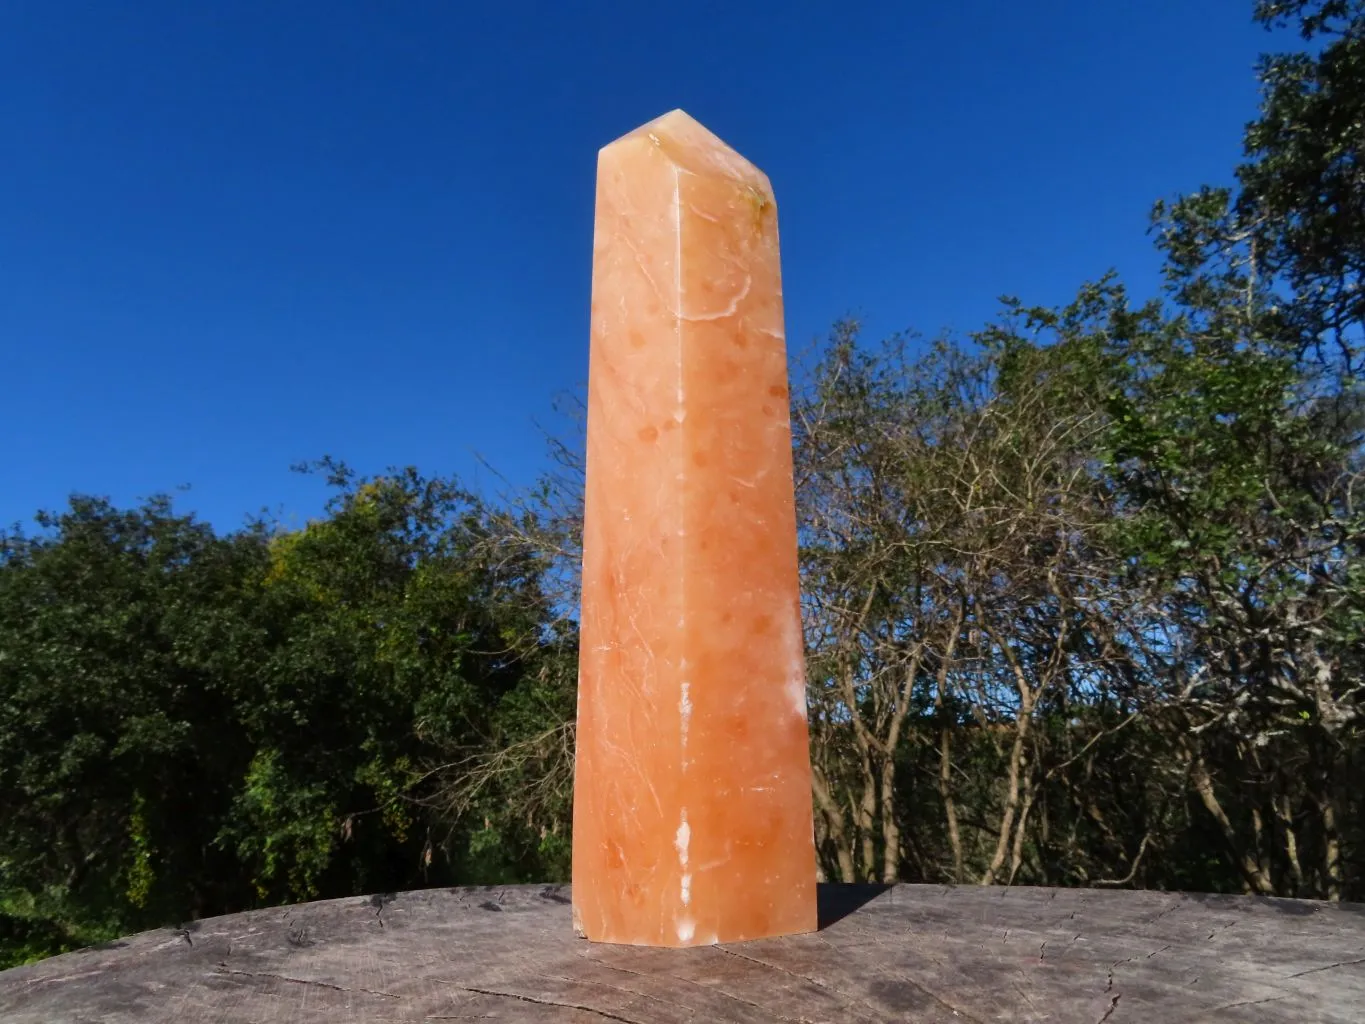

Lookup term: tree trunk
[1190,756,1276,896]
[939,726,965,883]
[856,776,877,882]
[1275,792,1304,897]
[879,753,901,884]
[980,636,1035,888]
[1006,771,1036,886]
[981,717,1029,886]
[880,648,930,884]
[811,768,856,883]
[1319,790,1343,903]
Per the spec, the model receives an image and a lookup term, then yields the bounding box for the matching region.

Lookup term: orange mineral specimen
[571,110,818,947]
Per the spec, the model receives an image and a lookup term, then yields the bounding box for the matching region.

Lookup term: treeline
[0,466,579,966]
[2,0,1363,966]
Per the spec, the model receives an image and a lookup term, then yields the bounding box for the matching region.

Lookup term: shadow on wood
[817,882,890,928]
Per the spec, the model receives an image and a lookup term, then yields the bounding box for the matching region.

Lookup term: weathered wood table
[2,884,1361,1022]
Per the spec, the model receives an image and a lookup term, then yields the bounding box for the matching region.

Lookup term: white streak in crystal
[680,273,751,323]
[676,812,691,911]
[677,918,695,943]
[680,681,692,748]
[675,812,690,868]
[780,603,808,717]
[685,200,720,224]
[617,232,670,316]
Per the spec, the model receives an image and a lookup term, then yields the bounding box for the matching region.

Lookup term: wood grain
[1,884,1361,1022]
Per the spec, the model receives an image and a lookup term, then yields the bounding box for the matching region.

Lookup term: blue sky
[2,1,1274,532]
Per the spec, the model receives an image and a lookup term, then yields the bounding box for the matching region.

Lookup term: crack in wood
[447,984,648,1024]
[369,893,395,930]
[212,967,400,1000]
[1204,992,1293,1014]
[1287,955,1365,978]
[1012,979,1042,1018]
[581,955,819,1023]
[1205,921,1237,941]
[1143,901,1184,927]
[545,971,695,1016]
[576,959,699,1015]
[1096,993,1121,1024]
[720,945,983,1024]
[1105,957,1134,993]
[717,946,883,1018]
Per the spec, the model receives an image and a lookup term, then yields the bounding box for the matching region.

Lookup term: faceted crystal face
[571,110,817,948]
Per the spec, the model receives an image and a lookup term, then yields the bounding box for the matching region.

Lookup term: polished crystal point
[571,110,817,947]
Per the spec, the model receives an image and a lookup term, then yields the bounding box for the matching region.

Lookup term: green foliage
[0,464,576,963]
[0,890,114,971]
[790,0,1363,897]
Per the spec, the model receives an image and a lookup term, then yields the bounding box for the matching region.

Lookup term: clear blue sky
[2,2,1275,532]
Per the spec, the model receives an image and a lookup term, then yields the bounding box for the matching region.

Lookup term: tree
[0,497,270,958]
[0,463,577,966]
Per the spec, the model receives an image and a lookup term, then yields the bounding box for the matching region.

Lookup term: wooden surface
[1,884,1362,1023]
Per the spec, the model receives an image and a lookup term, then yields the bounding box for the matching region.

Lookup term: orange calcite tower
[572,110,817,947]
